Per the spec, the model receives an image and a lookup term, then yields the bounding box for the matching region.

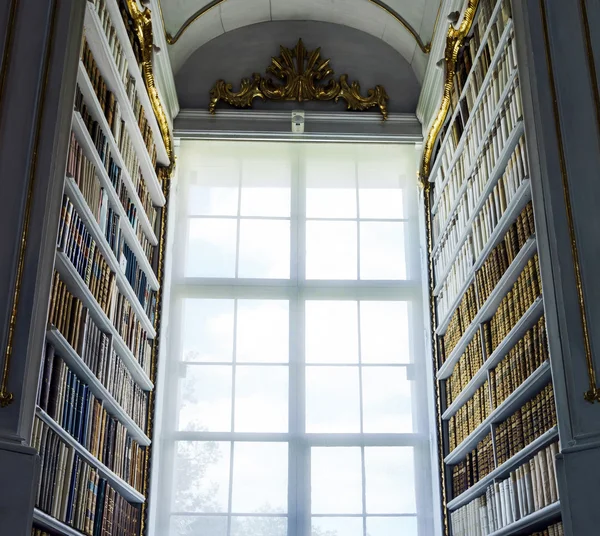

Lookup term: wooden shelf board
[33,509,85,536]
[488,501,561,536]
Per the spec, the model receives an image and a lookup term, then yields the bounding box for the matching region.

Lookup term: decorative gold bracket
[208,39,389,120]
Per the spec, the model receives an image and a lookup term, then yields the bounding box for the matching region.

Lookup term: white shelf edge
[100,0,169,166]
[432,179,470,243]
[71,111,160,298]
[447,426,558,511]
[46,326,151,446]
[444,360,552,465]
[77,62,159,246]
[36,406,146,503]
[430,16,514,197]
[64,176,157,336]
[83,2,165,206]
[33,509,85,536]
[488,501,561,536]
[433,121,526,296]
[54,251,154,390]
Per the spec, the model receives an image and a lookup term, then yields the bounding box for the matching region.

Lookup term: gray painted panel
[175,20,421,114]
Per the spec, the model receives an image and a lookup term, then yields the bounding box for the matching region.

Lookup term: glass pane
[231,516,287,536]
[186,219,237,277]
[366,516,418,536]
[182,299,234,362]
[311,517,363,536]
[170,515,228,536]
[234,366,288,432]
[187,166,239,216]
[236,300,289,363]
[362,367,413,433]
[358,163,404,219]
[305,301,358,364]
[177,365,232,432]
[240,162,291,217]
[311,447,362,514]
[359,222,406,280]
[360,301,410,364]
[306,366,360,433]
[306,162,356,218]
[231,442,288,513]
[172,441,231,513]
[238,219,290,278]
[364,447,416,514]
[306,221,357,280]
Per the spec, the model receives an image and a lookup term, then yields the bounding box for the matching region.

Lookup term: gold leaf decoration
[209,39,389,119]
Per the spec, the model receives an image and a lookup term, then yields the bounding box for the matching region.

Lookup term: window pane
[186,219,237,277]
[366,516,418,536]
[240,162,291,217]
[177,365,232,432]
[236,300,289,363]
[362,367,413,433]
[234,366,288,432]
[311,447,362,514]
[359,222,406,280]
[231,516,287,536]
[305,301,358,364]
[172,441,231,513]
[306,366,360,433]
[360,301,410,364]
[182,299,234,362]
[306,221,357,280]
[358,163,404,219]
[187,167,239,216]
[306,163,356,218]
[238,219,290,279]
[364,447,416,514]
[170,515,228,536]
[231,442,288,513]
[311,517,363,536]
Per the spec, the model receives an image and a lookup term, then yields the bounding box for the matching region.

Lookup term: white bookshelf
[33,509,84,536]
[488,502,561,536]
[36,407,146,502]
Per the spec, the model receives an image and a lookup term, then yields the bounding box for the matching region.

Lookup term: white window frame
[151,140,437,536]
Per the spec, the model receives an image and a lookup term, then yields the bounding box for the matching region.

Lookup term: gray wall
[175,20,421,114]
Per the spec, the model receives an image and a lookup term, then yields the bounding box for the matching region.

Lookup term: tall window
[155,141,435,536]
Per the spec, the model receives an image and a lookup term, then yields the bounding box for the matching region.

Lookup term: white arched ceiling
[160,0,442,82]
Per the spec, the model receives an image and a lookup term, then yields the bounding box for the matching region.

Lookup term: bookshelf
[32,0,169,535]
[425,0,563,535]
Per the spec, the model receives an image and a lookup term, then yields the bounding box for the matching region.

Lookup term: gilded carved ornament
[209,39,389,119]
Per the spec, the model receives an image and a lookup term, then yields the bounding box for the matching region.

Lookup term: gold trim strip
[539,0,599,402]
[419,0,480,181]
[0,0,59,407]
[164,0,432,54]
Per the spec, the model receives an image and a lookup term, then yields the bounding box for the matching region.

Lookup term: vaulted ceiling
[158,0,442,82]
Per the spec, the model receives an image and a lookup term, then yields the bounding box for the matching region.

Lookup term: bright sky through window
[153,141,435,536]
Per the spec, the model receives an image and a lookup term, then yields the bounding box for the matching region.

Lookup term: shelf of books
[32,1,167,535]
[427,1,564,535]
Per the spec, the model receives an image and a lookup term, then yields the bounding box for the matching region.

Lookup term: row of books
[437,239,473,323]
[32,417,140,535]
[531,522,564,536]
[449,380,491,452]
[38,342,146,491]
[122,241,157,323]
[452,433,494,499]
[89,0,158,168]
[440,284,477,364]
[74,86,155,266]
[476,202,535,305]
[496,383,557,466]
[80,38,158,232]
[49,271,152,396]
[446,331,484,407]
[482,254,541,356]
[490,316,549,409]
[57,197,117,319]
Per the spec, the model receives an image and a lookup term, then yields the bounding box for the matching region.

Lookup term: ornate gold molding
[162,0,432,54]
[419,0,480,182]
[209,39,389,119]
[123,0,175,176]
